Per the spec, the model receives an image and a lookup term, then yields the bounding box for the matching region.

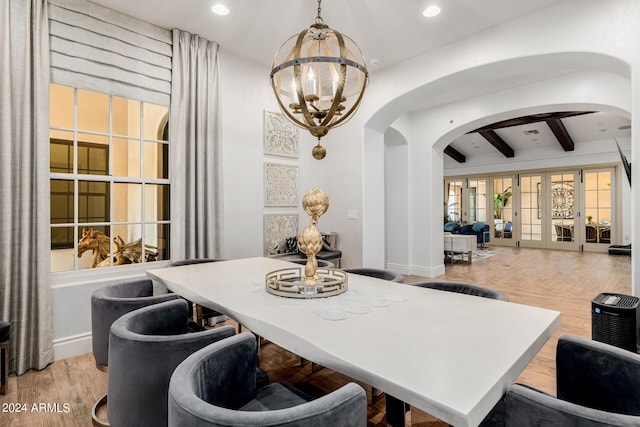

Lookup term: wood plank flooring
[0,246,631,426]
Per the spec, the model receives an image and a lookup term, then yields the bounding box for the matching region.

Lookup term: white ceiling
[91,0,631,159]
[91,0,564,71]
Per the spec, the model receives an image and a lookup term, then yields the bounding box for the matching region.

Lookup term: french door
[447,168,616,252]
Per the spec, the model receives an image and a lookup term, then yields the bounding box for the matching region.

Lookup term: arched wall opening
[362,52,635,291]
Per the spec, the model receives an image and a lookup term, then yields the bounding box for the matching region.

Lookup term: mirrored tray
[265,267,348,298]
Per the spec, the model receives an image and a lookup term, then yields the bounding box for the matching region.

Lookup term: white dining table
[147,257,560,427]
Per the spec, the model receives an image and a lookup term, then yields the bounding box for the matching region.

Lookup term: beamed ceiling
[446,111,631,163]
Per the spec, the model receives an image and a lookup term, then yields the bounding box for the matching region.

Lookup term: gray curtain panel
[0,0,53,375]
[170,30,224,260]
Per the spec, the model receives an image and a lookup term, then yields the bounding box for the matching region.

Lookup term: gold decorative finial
[298,188,329,286]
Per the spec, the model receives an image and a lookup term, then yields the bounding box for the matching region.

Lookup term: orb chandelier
[270,0,369,159]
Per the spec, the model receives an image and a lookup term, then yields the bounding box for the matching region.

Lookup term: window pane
[143,103,169,140]
[50,84,74,129]
[113,183,142,222]
[144,142,168,179]
[112,97,141,138]
[50,132,74,173]
[78,181,110,223]
[145,223,169,261]
[113,138,140,177]
[112,224,146,264]
[77,134,109,175]
[78,89,109,133]
[51,179,74,224]
[77,226,111,269]
[51,226,73,250]
[145,184,170,222]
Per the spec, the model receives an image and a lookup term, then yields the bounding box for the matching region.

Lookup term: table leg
[386,394,409,427]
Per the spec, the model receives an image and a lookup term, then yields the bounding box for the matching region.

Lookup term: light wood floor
[0,246,631,426]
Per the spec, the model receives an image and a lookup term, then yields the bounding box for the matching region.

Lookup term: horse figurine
[78,228,159,268]
[77,228,111,268]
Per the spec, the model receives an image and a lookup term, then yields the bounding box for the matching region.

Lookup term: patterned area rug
[473,249,499,261]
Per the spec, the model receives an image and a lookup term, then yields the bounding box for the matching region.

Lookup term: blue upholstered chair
[107,299,240,427]
[412,280,509,301]
[169,332,367,426]
[343,267,404,283]
[480,335,640,426]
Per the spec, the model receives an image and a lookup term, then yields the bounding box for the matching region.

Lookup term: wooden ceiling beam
[444,145,466,163]
[546,118,574,151]
[479,130,515,158]
[470,111,594,133]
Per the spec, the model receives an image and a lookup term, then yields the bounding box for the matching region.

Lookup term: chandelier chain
[315,0,324,24]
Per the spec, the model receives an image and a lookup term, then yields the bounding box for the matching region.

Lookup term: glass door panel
[583,169,613,251]
[468,179,487,224]
[445,180,463,223]
[519,175,544,248]
[492,177,514,245]
[549,172,579,250]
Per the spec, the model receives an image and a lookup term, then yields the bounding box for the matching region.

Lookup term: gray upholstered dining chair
[480,335,640,426]
[107,299,240,427]
[343,267,404,283]
[169,332,367,427]
[91,278,181,369]
[90,278,180,425]
[412,280,509,301]
[170,258,226,326]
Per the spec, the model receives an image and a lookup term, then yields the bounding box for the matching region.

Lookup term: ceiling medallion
[270,0,369,159]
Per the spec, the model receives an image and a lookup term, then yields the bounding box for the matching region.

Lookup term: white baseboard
[53,332,92,361]
[385,263,411,275]
[384,262,445,278]
[410,264,445,278]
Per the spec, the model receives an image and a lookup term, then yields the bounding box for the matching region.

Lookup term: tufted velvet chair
[412,280,509,301]
[169,332,367,427]
[343,267,404,283]
[107,299,240,427]
[480,335,640,426]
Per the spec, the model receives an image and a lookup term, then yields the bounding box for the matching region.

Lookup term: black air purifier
[592,293,640,353]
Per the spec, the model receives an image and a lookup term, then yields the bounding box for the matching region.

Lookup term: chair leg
[91,393,110,426]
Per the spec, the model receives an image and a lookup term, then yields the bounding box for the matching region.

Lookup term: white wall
[330,0,640,290]
[384,128,409,273]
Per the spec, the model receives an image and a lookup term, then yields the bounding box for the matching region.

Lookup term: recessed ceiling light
[423,5,441,18]
[211,3,229,15]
